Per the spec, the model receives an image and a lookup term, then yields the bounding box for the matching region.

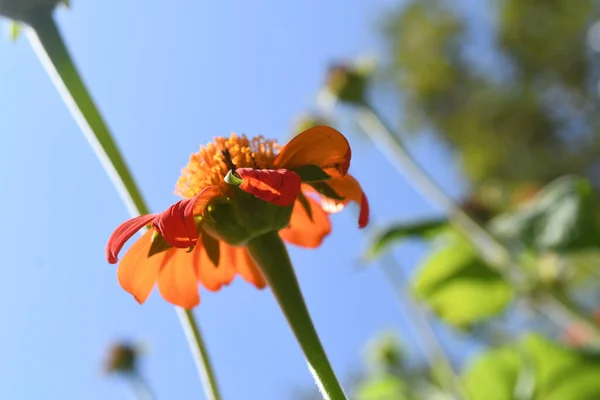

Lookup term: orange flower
[106,126,369,309]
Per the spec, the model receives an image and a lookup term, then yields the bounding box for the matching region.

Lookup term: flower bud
[104,342,138,375]
[326,63,369,105]
[366,332,404,375]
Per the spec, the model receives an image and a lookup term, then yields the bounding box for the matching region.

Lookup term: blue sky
[0,1,478,399]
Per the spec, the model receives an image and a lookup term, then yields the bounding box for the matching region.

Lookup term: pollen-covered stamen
[175,134,280,199]
[221,148,237,172]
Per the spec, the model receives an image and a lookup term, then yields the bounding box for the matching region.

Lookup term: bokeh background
[2,0,600,399]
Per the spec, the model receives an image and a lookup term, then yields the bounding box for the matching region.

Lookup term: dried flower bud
[325,64,370,105]
[104,342,138,375]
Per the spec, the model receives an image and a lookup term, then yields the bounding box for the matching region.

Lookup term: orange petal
[236,168,301,206]
[274,126,351,176]
[157,248,201,309]
[279,196,332,248]
[117,230,171,304]
[106,214,156,264]
[195,238,237,292]
[234,248,267,289]
[321,174,369,228]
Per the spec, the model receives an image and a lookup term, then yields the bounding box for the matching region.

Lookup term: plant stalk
[246,231,347,400]
[26,11,222,399]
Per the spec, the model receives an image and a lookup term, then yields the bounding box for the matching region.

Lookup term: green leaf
[202,233,220,267]
[309,181,344,201]
[462,346,522,400]
[292,165,332,182]
[414,237,513,327]
[463,334,600,400]
[356,375,409,400]
[489,176,600,252]
[525,335,600,400]
[366,218,449,259]
[148,231,173,258]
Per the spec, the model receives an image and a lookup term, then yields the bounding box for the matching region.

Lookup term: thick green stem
[26,11,222,399]
[246,232,347,400]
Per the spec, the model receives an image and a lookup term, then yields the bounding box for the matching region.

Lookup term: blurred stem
[26,11,222,400]
[177,308,222,400]
[353,102,600,340]
[131,373,156,400]
[543,292,600,339]
[354,104,509,269]
[246,231,347,400]
[380,256,465,400]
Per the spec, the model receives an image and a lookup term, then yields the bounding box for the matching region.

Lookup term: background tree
[383,0,600,210]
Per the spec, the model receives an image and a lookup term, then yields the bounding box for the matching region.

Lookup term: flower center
[175,134,279,199]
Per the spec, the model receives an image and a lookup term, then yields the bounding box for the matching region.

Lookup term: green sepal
[309,181,345,201]
[148,230,173,258]
[202,232,221,268]
[292,165,331,182]
[297,192,313,221]
[224,170,243,186]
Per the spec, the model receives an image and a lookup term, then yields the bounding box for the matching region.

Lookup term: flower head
[106,126,369,309]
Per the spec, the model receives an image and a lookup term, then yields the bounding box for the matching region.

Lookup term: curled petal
[152,186,222,249]
[106,214,156,264]
[237,168,302,207]
[317,175,369,228]
[280,196,332,248]
[152,198,199,249]
[274,126,351,176]
[191,185,222,215]
[117,230,172,304]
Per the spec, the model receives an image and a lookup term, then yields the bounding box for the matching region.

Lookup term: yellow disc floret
[175,134,279,199]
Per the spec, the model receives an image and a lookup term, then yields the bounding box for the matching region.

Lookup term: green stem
[26,11,222,400]
[355,104,509,269]
[177,309,223,400]
[380,259,464,400]
[246,232,347,400]
[131,373,156,400]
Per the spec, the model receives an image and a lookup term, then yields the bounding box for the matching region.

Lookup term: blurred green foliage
[490,176,600,252]
[412,234,513,327]
[463,334,600,400]
[327,1,600,399]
